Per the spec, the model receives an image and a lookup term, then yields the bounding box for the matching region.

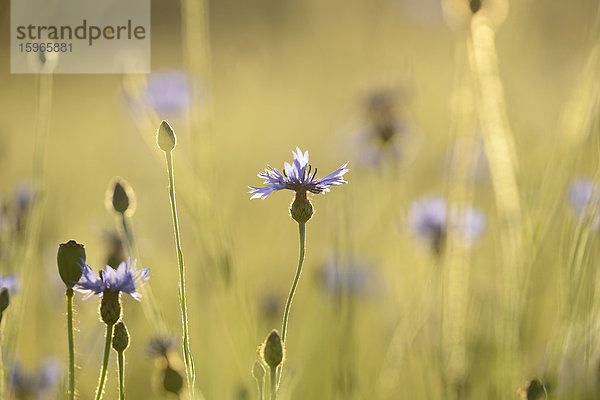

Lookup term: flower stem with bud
[158,121,196,399]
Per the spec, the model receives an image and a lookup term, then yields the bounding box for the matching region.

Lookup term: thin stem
[165,151,195,399]
[67,288,75,400]
[269,368,277,400]
[117,351,125,400]
[94,324,114,400]
[120,214,167,334]
[278,222,306,385]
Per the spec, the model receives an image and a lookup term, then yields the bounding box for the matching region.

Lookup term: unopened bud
[163,365,184,395]
[157,120,176,152]
[57,240,86,288]
[290,192,313,224]
[260,330,284,369]
[108,179,136,216]
[112,321,130,352]
[251,360,265,381]
[0,288,9,313]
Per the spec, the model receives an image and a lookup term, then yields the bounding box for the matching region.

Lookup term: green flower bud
[0,288,9,312]
[100,290,122,326]
[163,365,184,395]
[290,191,313,224]
[0,288,10,315]
[57,240,86,288]
[251,360,265,381]
[112,321,130,352]
[157,120,176,152]
[260,330,284,369]
[108,178,136,216]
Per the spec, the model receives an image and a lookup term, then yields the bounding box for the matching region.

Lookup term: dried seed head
[157,120,176,152]
[57,240,86,288]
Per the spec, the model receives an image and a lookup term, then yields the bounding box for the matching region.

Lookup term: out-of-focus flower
[10,358,61,400]
[145,70,190,116]
[0,273,19,293]
[409,196,486,253]
[104,231,126,270]
[319,255,372,298]
[74,260,150,300]
[147,336,177,359]
[249,147,348,200]
[354,89,413,167]
[568,178,600,229]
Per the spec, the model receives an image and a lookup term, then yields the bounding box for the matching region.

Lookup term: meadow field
[1,0,600,399]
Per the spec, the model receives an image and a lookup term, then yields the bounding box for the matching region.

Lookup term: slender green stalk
[277,222,306,386]
[257,380,264,400]
[269,368,277,400]
[120,215,167,334]
[95,324,114,400]
[281,223,306,343]
[117,351,125,400]
[66,288,76,400]
[165,151,195,399]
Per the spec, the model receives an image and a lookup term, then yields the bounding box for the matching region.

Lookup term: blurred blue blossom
[320,255,372,297]
[0,273,18,293]
[568,178,600,229]
[145,70,191,116]
[74,260,150,300]
[249,147,349,199]
[409,196,486,253]
[10,358,60,400]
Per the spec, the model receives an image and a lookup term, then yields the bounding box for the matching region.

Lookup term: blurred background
[1,0,600,398]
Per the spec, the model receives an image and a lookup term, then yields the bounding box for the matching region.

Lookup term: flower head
[145,70,191,116]
[409,196,486,253]
[249,147,349,200]
[0,274,18,294]
[10,358,60,399]
[568,178,600,229]
[74,260,150,301]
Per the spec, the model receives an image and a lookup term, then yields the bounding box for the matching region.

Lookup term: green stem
[117,351,125,400]
[94,324,114,400]
[120,214,167,334]
[278,222,306,385]
[269,368,277,400]
[165,151,195,399]
[67,288,75,400]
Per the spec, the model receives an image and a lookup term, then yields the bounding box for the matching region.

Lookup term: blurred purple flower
[0,274,18,293]
[320,255,372,297]
[409,196,486,253]
[568,178,600,228]
[145,70,191,116]
[74,259,150,300]
[249,147,349,199]
[10,358,60,399]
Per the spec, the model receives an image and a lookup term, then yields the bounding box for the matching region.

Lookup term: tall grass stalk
[467,13,523,395]
[164,149,196,399]
[3,73,54,395]
[119,214,167,334]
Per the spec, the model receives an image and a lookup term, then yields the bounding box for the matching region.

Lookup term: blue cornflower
[320,255,372,297]
[74,260,150,301]
[10,358,60,399]
[409,196,486,253]
[249,147,349,200]
[145,70,191,116]
[0,274,18,293]
[568,178,600,229]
